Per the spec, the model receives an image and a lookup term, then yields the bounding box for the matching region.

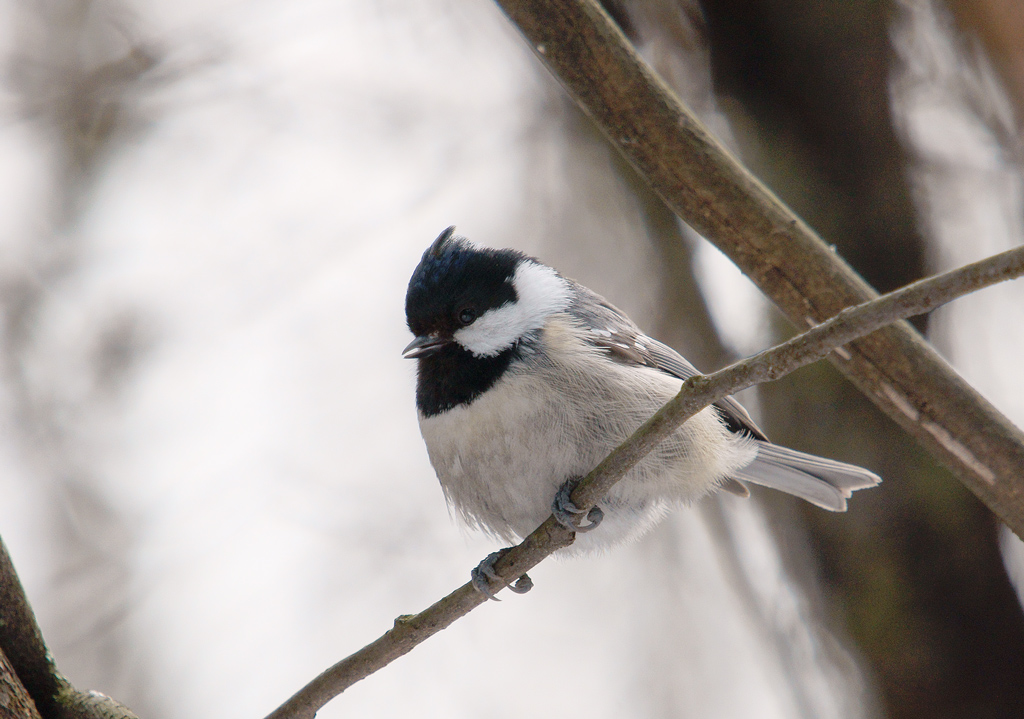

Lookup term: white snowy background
[0,0,1020,717]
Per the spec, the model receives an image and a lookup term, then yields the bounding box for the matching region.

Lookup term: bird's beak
[402,334,450,359]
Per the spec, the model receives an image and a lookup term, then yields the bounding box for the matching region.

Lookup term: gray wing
[567,281,768,442]
[566,281,881,509]
[567,282,760,498]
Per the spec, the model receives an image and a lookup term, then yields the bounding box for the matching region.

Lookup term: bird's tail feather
[731,442,881,511]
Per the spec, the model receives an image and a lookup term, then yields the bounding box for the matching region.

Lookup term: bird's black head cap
[405,226,524,337]
[406,227,536,416]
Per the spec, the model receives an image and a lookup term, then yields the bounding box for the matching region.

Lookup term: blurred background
[0,0,1022,717]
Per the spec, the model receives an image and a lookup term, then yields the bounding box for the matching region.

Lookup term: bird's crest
[428,226,457,257]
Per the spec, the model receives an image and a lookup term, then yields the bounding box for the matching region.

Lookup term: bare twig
[489,0,1024,536]
[264,245,1024,719]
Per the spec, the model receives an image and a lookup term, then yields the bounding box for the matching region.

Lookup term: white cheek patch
[454,261,570,357]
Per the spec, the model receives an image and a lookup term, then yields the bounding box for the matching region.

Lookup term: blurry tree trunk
[698,0,1024,717]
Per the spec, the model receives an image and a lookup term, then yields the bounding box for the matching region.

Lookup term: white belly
[418,332,755,552]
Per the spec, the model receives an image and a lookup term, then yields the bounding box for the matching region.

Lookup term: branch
[0,537,140,719]
[488,0,1024,537]
[264,246,1024,719]
[0,646,41,719]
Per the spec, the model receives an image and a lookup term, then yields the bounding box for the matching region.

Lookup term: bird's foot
[470,549,533,601]
[552,477,604,533]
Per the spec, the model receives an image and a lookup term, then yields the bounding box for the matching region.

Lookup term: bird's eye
[458,307,477,325]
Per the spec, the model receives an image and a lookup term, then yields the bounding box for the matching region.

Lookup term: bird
[404,227,879,592]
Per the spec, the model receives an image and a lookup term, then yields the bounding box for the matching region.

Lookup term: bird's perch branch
[264,245,1024,719]
[489,0,1024,535]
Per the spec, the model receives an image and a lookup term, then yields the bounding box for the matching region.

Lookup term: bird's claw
[552,478,604,533]
[471,549,533,601]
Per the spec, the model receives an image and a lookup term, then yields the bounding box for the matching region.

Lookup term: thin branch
[264,246,1024,719]
[489,0,1024,537]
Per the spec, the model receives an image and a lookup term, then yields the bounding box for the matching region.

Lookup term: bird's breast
[418,365,583,540]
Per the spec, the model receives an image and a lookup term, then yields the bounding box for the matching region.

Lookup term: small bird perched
[404,227,880,571]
